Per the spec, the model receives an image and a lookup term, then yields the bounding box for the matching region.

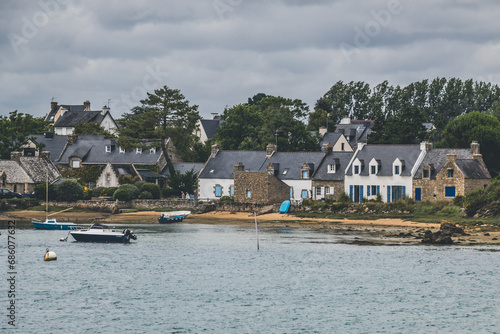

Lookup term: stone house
[413,142,491,201]
[45,100,119,135]
[0,151,60,194]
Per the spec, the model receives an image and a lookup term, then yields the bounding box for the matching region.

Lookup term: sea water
[1,223,499,333]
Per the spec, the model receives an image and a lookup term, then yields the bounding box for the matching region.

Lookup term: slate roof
[312,152,354,181]
[346,145,422,176]
[319,133,342,148]
[0,161,32,183]
[200,119,221,140]
[334,120,374,146]
[136,169,165,180]
[54,110,105,127]
[199,150,343,181]
[46,104,85,122]
[57,138,162,165]
[29,134,105,163]
[414,148,490,179]
[0,157,60,184]
[414,148,472,179]
[111,164,138,177]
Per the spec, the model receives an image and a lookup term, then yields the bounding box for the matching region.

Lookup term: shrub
[102,187,118,196]
[138,191,153,199]
[437,205,461,216]
[91,187,105,197]
[113,189,131,201]
[338,192,352,203]
[6,198,30,210]
[161,187,177,198]
[55,181,84,202]
[118,175,139,185]
[140,183,160,199]
[34,183,56,201]
[134,181,146,190]
[116,184,140,200]
[220,196,233,202]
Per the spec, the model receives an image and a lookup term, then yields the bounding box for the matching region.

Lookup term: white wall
[198,178,234,200]
[344,174,414,202]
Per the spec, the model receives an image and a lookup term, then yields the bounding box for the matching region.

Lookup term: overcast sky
[2,0,500,120]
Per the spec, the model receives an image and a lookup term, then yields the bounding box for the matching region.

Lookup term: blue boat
[158,211,191,224]
[32,218,78,230]
[278,200,291,214]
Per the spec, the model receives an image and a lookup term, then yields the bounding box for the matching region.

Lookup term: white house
[344,142,428,203]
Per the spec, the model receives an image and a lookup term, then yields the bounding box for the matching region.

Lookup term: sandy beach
[2,210,499,245]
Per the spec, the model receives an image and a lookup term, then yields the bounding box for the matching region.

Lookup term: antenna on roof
[51,97,55,102]
[105,99,111,108]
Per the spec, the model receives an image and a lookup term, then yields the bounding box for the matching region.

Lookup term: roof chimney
[102,105,110,115]
[233,162,245,175]
[446,154,457,164]
[40,151,50,161]
[83,100,91,111]
[10,152,21,163]
[211,143,221,156]
[322,142,333,155]
[471,141,480,155]
[266,143,277,157]
[67,134,78,145]
[420,141,433,152]
[51,101,58,110]
[319,126,327,136]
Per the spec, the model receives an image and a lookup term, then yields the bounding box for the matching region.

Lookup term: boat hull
[70,232,131,243]
[158,215,184,223]
[32,221,78,230]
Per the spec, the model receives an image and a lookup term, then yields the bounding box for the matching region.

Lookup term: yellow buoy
[44,248,57,261]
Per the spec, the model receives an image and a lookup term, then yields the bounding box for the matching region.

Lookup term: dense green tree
[214,95,319,152]
[55,181,84,202]
[73,121,115,138]
[117,85,201,162]
[439,111,500,176]
[164,169,198,197]
[0,111,49,159]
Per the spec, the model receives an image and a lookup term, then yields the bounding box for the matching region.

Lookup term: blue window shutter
[367,185,371,196]
[230,186,234,197]
[377,185,380,195]
[290,187,293,199]
[445,187,456,197]
[387,186,391,203]
[349,185,353,201]
[215,186,222,197]
[360,185,364,202]
[402,186,406,198]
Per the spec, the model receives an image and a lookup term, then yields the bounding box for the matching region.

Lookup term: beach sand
[2,210,499,245]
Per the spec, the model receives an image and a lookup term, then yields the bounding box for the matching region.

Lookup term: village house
[195,113,221,144]
[198,141,353,203]
[45,100,119,135]
[345,143,427,203]
[413,142,491,201]
[0,151,60,194]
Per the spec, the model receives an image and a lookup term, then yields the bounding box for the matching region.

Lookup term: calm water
[1,222,499,333]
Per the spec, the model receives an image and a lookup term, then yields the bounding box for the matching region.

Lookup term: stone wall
[312,180,344,201]
[234,171,290,204]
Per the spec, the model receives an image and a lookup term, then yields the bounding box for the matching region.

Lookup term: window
[246,189,251,198]
[325,187,334,195]
[136,148,142,154]
[447,169,454,178]
[215,185,222,197]
[106,173,111,181]
[392,186,405,201]
[282,169,288,175]
[394,165,400,175]
[328,164,336,173]
[341,143,345,151]
[371,165,376,175]
[354,165,359,174]
[423,169,429,178]
[316,187,322,196]
[445,187,456,197]
[119,147,125,154]
[71,160,80,168]
[371,185,377,196]
[268,170,274,175]
[302,170,309,179]
[105,145,111,153]
[301,190,308,199]
[150,148,156,154]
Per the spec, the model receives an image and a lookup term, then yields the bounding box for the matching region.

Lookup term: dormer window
[105,145,111,153]
[328,164,336,173]
[394,165,400,175]
[423,169,430,178]
[371,165,376,175]
[302,170,309,179]
[354,165,359,174]
[136,148,142,154]
[149,147,156,154]
[119,147,125,154]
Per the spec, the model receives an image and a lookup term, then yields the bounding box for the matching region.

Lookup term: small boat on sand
[158,211,191,223]
[70,223,137,243]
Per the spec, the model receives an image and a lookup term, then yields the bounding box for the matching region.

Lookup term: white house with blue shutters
[344,143,428,203]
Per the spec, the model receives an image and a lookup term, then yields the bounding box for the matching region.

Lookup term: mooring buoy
[44,248,57,261]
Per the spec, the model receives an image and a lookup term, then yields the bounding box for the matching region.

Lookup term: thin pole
[254,212,259,251]
[46,168,48,220]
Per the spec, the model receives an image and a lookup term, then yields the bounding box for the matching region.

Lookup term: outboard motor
[123,229,137,240]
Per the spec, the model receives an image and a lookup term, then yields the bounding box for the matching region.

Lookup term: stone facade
[312,180,345,201]
[413,154,491,201]
[234,171,290,204]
